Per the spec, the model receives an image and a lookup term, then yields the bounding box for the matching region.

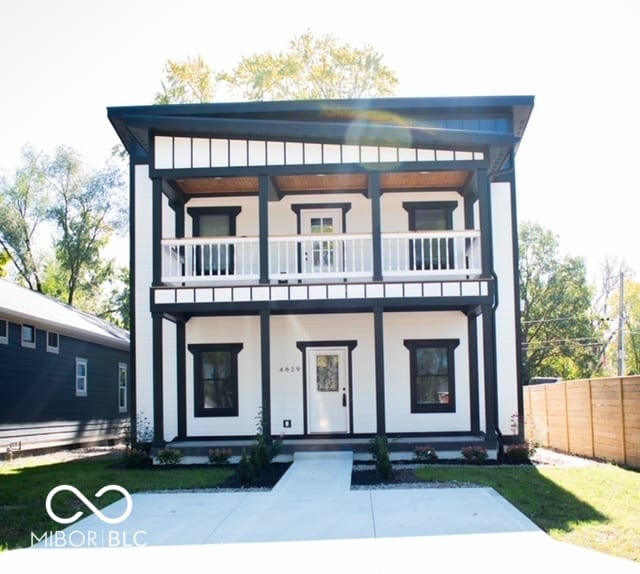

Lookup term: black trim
[403,338,460,413]
[152,179,163,286]
[468,314,480,433]
[259,177,270,284]
[477,169,494,278]
[296,340,357,435]
[369,174,382,281]
[176,320,186,439]
[482,304,498,440]
[188,343,244,417]
[128,160,137,444]
[373,305,385,433]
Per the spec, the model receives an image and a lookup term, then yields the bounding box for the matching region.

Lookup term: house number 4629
[279,366,301,373]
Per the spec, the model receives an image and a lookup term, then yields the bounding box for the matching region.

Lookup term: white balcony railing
[161,230,481,285]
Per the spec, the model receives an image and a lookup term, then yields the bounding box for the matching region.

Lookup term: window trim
[0,319,7,345]
[404,339,459,413]
[21,324,36,349]
[188,343,243,417]
[118,362,128,413]
[75,357,88,397]
[46,331,60,354]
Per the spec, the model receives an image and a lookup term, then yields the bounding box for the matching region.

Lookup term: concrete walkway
[3,452,639,572]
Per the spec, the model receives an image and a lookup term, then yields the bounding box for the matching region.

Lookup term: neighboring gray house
[0,279,130,456]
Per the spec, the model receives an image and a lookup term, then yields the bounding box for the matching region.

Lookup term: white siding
[133,166,154,428]
[269,314,377,435]
[383,311,471,433]
[186,316,262,436]
[491,182,519,435]
[162,320,177,441]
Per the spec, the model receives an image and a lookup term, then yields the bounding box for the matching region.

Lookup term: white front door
[306,347,349,434]
[301,209,343,276]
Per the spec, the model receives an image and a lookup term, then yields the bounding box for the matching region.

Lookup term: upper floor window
[118,363,128,413]
[404,339,459,413]
[75,357,88,397]
[188,343,243,417]
[187,206,241,276]
[403,201,457,271]
[47,331,60,354]
[21,324,36,349]
[0,319,7,345]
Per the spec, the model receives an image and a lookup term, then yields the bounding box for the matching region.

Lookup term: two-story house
[108,96,534,454]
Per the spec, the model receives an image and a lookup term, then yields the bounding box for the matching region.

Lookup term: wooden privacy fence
[524,376,640,468]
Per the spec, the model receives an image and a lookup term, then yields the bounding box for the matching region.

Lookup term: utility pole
[618,271,625,376]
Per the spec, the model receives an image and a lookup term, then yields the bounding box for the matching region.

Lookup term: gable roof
[0,279,129,351]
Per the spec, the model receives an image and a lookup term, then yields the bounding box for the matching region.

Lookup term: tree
[154,55,217,104]
[156,31,399,104]
[45,146,126,307]
[0,146,50,291]
[519,221,602,382]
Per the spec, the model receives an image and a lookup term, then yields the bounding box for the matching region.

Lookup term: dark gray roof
[0,279,129,351]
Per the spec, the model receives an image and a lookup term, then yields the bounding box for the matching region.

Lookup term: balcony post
[152,179,163,286]
[259,176,270,284]
[369,172,383,281]
[477,168,494,278]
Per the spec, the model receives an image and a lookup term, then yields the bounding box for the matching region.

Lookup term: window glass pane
[48,332,59,348]
[316,354,339,391]
[198,214,230,237]
[22,325,35,343]
[0,320,7,338]
[415,347,449,405]
[201,351,234,409]
[415,208,448,231]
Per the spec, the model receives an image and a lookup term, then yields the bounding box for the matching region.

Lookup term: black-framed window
[187,206,241,276]
[21,324,36,348]
[0,319,7,344]
[403,201,457,270]
[404,339,459,413]
[188,343,243,417]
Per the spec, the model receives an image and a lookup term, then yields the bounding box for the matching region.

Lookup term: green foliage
[221,30,398,101]
[505,443,535,464]
[237,448,257,484]
[413,445,439,464]
[208,448,232,464]
[120,447,150,468]
[154,55,217,104]
[369,434,393,480]
[461,445,488,463]
[519,221,601,382]
[156,448,183,465]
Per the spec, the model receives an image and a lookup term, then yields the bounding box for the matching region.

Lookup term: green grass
[415,464,640,562]
[0,454,234,551]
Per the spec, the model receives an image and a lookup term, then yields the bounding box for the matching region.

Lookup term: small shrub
[208,448,232,464]
[505,443,535,464]
[120,447,150,468]
[414,445,439,464]
[237,448,256,484]
[461,445,488,464]
[369,435,393,481]
[157,447,183,465]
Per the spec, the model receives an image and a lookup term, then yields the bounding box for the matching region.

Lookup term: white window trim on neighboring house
[75,357,88,397]
[0,319,7,344]
[21,324,36,349]
[118,362,128,413]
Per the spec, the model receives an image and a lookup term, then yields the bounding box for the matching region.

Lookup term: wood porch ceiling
[177,171,471,195]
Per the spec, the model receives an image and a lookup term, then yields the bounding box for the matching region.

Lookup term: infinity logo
[45,484,133,525]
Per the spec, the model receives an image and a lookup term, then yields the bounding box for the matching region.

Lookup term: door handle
[342,392,347,407]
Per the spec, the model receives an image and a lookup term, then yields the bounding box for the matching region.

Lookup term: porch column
[369,173,383,281]
[374,305,386,434]
[260,308,272,440]
[176,319,186,439]
[258,176,270,284]
[477,168,498,439]
[152,312,165,445]
[467,311,480,434]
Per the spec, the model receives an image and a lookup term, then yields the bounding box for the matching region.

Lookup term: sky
[1,0,638,280]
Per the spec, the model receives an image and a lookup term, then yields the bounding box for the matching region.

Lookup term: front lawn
[414,464,640,562]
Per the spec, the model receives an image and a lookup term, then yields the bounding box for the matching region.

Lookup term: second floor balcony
[160,230,482,286]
